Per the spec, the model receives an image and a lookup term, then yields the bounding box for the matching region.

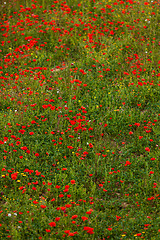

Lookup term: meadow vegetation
[0,0,160,239]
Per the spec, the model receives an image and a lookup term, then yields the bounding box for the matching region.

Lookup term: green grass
[0,0,160,239]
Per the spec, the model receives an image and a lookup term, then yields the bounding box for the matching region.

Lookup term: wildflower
[40,205,47,209]
[145,147,150,152]
[29,132,34,135]
[84,226,94,234]
[125,161,131,166]
[89,143,93,148]
[139,136,143,139]
[116,215,121,221]
[135,233,142,236]
[81,216,88,221]
[108,228,112,231]
[67,146,74,149]
[49,222,56,227]
[70,180,75,184]
[59,194,64,198]
[11,172,18,180]
[86,210,92,215]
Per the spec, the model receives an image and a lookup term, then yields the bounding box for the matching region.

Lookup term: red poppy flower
[81,216,88,221]
[70,180,75,184]
[59,194,64,198]
[108,228,112,231]
[83,226,94,234]
[145,147,150,152]
[49,222,56,227]
[71,215,78,219]
[116,215,121,221]
[40,205,46,209]
[136,233,142,236]
[11,173,18,180]
[89,143,93,148]
[125,161,131,166]
[67,146,74,149]
[139,136,143,139]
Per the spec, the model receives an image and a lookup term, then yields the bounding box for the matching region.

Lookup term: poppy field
[0,0,160,239]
